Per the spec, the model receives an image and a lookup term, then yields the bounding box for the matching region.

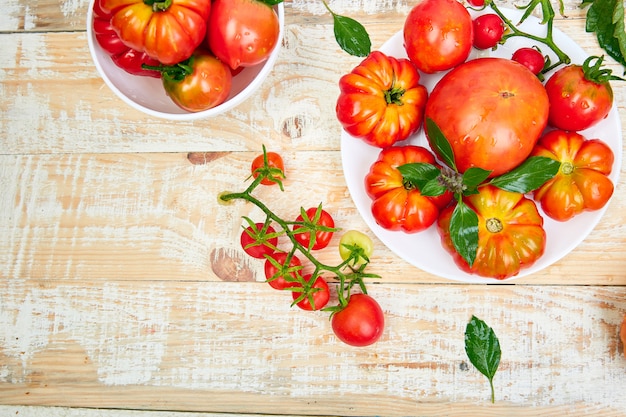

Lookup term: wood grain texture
[1,0,626,416]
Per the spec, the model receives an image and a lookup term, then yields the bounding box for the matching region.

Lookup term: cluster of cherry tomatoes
[92,0,280,112]
[336,0,617,279]
[228,150,385,347]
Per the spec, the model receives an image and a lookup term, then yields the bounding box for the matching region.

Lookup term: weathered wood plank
[0,281,624,415]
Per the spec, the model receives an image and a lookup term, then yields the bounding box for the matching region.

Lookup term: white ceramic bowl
[86,1,284,121]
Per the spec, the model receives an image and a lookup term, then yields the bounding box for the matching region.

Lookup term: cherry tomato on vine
[264,253,302,290]
[101,0,210,65]
[403,0,473,73]
[467,0,485,6]
[545,56,616,131]
[530,130,615,221]
[332,294,384,347]
[339,230,374,267]
[250,151,285,186]
[293,207,335,250]
[291,275,330,311]
[512,47,546,75]
[207,0,281,70]
[240,222,278,259]
[472,14,505,50]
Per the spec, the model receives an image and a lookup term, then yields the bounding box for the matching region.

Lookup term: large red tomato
[207,0,280,69]
[403,0,473,74]
[101,0,211,65]
[425,57,549,177]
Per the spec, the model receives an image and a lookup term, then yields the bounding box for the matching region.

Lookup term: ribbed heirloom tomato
[336,51,428,148]
[365,146,453,233]
[101,0,211,65]
[530,130,615,221]
[425,57,549,177]
[437,185,546,279]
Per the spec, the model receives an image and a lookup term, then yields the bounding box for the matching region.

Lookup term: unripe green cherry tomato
[338,230,374,267]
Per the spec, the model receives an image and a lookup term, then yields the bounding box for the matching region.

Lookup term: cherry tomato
[332,294,384,347]
[293,207,335,250]
[425,57,549,177]
[101,0,210,65]
[335,51,428,148]
[467,0,485,6]
[512,47,546,75]
[403,0,473,73]
[161,50,232,112]
[291,275,330,311]
[240,222,278,259]
[264,253,302,290]
[472,14,505,50]
[364,146,453,233]
[207,0,280,70]
[545,56,615,131]
[250,151,285,186]
[338,230,374,267]
[531,130,615,221]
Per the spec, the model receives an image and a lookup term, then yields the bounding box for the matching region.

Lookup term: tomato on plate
[240,222,279,259]
[512,47,546,75]
[250,150,285,186]
[336,51,428,148]
[545,56,616,131]
[92,0,161,77]
[101,0,210,65]
[293,206,335,250]
[264,252,302,290]
[291,275,330,311]
[364,146,453,233]
[425,57,549,177]
[437,185,546,280]
[155,49,232,112]
[472,14,505,50]
[403,0,473,73]
[207,0,280,69]
[530,130,615,221]
[331,294,384,347]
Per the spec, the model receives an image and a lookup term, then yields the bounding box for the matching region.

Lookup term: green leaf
[462,167,492,192]
[425,118,457,171]
[464,315,501,404]
[450,201,479,267]
[398,162,440,187]
[258,0,283,5]
[332,15,371,57]
[584,0,626,69]
[489,156,560,193]
[420,178,448,197]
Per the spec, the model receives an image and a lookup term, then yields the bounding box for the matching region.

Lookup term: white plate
[341,8,623,283]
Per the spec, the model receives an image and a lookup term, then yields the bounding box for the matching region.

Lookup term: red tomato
[512,47,546,75]
[92,0,161,77]
[291,275,330,311]
[101,0,211,65]
[336,51,428,148]
[364,146,453,233]
[467,0,485,6]
[293,207,335,250]
[207,0,280,70]
[331,294,384,347]
[240,222,278,259]
[545,56,614,131]
[472,14,505,50]
[437,185,546,279]
[425,57,549,177]
[403,0,473,73]
[264,253,302,290]
[531,130,615,221]
[161,50,232,112]
[250,151,285,186]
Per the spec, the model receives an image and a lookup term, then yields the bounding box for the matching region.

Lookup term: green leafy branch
[398,118,560,267]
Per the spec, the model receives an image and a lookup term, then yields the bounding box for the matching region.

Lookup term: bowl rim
[86,0,285,121]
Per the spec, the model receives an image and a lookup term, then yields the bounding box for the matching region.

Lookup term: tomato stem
[144,0,173,12]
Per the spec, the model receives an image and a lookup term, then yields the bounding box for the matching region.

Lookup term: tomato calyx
[142,57,194,83]
[144,0,173,12]
[384,86,406,106]
[581,55,625,84]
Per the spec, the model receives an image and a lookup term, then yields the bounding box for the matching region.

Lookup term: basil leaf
[259,0,284,5]
[398,162,440,187]
[425,118,457,171]
[421,178,448,197]
[332,14,371,57]
[489,156,560,193]
[584,0,626,69]
[450,201,479,267]
[462,167,492,192]
[464,315,501,404]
